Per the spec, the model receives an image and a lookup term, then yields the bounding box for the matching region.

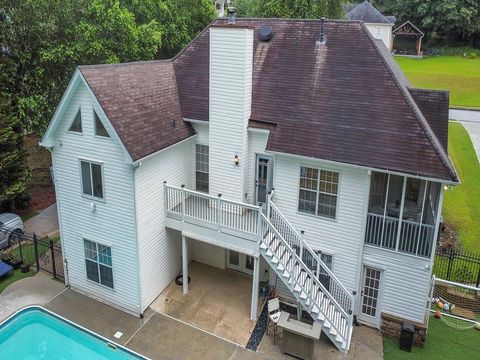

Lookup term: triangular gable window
[69,109,82,133]
[94,111,110,137]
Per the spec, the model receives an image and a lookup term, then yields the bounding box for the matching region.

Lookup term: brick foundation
[381,312,427,347]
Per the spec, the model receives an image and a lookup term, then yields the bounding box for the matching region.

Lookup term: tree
[0,19,30,210]
[235,0,346,19]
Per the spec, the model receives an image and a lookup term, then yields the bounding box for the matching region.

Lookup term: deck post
[182,234,188,295]
[181,185,186,222]
[250,256,260,320]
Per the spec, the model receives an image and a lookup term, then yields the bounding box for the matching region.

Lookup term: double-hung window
[298,166,339,219]
[195,144,209,193]
[81,160,104,199]
[84,239,114,288]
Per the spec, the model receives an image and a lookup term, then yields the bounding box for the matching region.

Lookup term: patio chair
[266,298,282,345]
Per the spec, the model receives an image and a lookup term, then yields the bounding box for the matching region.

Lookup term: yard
[383,316,479,360]
[442,122,480,252]
[396,56,480,109]
[0,269,34,293]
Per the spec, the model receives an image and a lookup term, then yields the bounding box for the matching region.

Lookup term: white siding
[269,155,370,302]
[134,139,194,312]
[191,122,209,145]
[362,246,432,323]
[209,27,254,202]
[51,82,140,314]
[366,23,393,50]
[190,240,226,269]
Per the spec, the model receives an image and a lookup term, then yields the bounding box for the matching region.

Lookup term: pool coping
[0,305,151,360]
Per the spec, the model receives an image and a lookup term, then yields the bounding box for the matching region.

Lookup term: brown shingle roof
[79,61,195,161]
[174,19,458,182]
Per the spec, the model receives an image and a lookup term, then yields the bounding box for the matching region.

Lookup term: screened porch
[365,172,442,258]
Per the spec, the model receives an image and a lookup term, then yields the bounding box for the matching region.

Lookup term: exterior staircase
[260,196,354,352]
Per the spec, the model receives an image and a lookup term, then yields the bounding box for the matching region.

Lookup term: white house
[41,18,458,353]
[345,1,395,50]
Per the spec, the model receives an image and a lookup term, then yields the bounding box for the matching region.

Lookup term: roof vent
[258,26,274,42]
[317,17,326,45]
[227,7,236,24]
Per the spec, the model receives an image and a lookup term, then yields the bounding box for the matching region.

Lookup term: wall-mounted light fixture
[234,154,239,166]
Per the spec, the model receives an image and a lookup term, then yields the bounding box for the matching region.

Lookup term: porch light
[444,185,449,191]
[234,154,239,165]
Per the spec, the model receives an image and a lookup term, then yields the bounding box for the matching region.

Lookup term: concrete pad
[0,272,65,311]
[24,203,59,238]
[44,288,152,345]
[151,261,256,346]
[0,304,15,323]
[232,347,270,360]
[257,324,382,360]
[126,312,238,360]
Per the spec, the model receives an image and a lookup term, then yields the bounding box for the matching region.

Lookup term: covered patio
[150,261,261,346]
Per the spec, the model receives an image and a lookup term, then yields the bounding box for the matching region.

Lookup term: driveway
[449,109,480,122]
[23,203,59,238]
[449,109,480,162]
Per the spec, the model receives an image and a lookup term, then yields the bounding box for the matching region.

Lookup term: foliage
[396,56,480,109]
[1,0,216,136]
[442,122,480,252]
[374,0,480,47]
[0,18,30,211]
[235,0,346,19]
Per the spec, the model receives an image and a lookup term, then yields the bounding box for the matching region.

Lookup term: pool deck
[0,273,383,359]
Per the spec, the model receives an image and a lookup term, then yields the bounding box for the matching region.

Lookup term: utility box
[399,322,415,352]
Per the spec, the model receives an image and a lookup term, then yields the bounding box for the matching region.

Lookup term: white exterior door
[358,266,383,326]
[227,250,254,276]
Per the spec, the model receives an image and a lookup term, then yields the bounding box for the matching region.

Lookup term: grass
[396,56,480,109]
[442,122,480,252]
[383,316,479,360]
[0,269,35,293]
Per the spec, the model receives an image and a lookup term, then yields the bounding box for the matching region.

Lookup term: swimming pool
[0,306,148,359]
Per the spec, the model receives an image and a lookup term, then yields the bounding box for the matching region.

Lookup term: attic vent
[258,26,273,42]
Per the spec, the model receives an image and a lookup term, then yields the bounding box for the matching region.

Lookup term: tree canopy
[1,0,216,135]
[235,0,346,19]
[374,0,480,47]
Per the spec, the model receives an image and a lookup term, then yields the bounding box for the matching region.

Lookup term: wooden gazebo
[392,21,424,56]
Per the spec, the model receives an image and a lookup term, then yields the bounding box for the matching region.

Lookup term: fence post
[446,248,455,281]
[50,240,57,279]
[33,233,40,273]
[476,266,480,288]
[17,234,24,264]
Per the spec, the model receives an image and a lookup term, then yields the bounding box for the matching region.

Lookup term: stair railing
[261,213,351,345]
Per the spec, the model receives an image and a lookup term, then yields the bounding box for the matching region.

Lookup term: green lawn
[442,122,480,252]
[11,236,60,266]
[384,316,479,360]
[396,56,480,109]
[0,269,34,293]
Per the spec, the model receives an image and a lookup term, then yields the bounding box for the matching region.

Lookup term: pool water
[0,307,147,359]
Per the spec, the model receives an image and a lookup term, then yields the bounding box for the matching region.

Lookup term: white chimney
[208,25,254,202]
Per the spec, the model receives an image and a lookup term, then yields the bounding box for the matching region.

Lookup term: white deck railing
[164,184,262,240]
[365,213,435,257]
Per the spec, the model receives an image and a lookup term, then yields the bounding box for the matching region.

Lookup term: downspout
[46,146,70,287]
[131,163,144,317]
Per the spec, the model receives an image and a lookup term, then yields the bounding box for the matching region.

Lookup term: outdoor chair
[266,298,282,345]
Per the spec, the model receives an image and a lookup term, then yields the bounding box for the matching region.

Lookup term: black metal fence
[434,247,480,287]
[1,231,64,280]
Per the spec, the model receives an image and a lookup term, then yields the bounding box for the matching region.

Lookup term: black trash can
[399,322,415,352]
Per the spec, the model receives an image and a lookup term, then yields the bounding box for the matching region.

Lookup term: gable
[41,70,131,162]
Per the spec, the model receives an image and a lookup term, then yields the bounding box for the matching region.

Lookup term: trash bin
[399,322,415,352]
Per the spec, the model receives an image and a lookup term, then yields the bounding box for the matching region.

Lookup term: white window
[69,109,82,133]
[80,160,104,199]
[94,110,110,137]
[298,166,339,219]
[376,27,381,39]
[84,239,114,288]
[195,144,209,192]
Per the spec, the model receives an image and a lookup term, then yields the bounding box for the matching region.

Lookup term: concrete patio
[0,272,383,359]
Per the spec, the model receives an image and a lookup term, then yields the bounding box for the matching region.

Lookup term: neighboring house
[345,1,395,50]
[41,18,458,353]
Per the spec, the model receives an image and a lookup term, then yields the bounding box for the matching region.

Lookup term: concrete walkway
[458,121,480,163]
[449,109,480,122]
[24,203,59,238]
[0,274,383,359]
